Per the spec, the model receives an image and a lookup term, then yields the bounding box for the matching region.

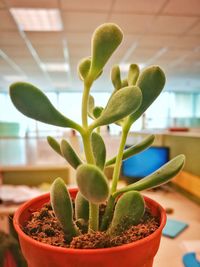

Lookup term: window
[145,92,170,129]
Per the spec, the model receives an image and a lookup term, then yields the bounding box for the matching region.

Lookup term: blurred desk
[0,184,43,233]
[1,165,70,186]
[144,187,200,267]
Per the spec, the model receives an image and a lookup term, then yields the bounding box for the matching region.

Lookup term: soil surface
[23,202,159,249]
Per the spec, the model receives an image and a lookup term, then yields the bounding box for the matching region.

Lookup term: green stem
[81,78,99,232]
[96,126,100,134]
[110,126,129,194]
[100,195,115,231]
[82,79,92,128]
[82,133,95,163]
[89,203,99,232]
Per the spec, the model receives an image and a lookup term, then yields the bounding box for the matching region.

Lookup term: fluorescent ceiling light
[3,75,27,82]
[10,8,63,31]
[40,63,69,72]
[53,82,69,88]
[119,63,146,72]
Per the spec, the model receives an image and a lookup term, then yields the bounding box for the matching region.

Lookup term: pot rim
[13,188,166,255]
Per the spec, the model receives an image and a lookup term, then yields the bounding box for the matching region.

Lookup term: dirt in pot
[23,202,159,249]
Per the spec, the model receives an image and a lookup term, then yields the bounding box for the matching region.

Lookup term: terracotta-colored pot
[14,189,166,267]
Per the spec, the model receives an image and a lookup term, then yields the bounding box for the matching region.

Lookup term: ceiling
[0,0,200,93]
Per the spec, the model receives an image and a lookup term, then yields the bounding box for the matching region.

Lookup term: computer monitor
[122,146,170,178]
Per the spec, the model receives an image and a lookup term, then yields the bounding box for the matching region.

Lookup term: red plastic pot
[14,189,166,267]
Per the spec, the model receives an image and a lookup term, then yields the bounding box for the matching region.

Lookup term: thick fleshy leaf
[75,191,89,221]
[109,191,145,235]
[114,154,185,197]
[78,57,103,81]
[89,23,123,80]
[47,136,62,156]
[91,132,106,169]
[92,86,142,128]
[60,139,82,169]
[128,64,140,86]
[121,79,128,88]
[111,65,121,90]
[93,106,104,119]
[106,135,155,166]
[127,66,166,125]
[78,57,91,80]
[114,118,126,127]
[50,178,80,241]
[76,164,109,204]
[10,82,81,131]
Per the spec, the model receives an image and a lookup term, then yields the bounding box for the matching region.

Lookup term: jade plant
[9,23,185,241]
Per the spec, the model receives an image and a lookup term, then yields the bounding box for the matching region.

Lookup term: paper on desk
[0,185,42,203]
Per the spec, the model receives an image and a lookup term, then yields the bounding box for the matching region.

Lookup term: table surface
[144,188,200,267]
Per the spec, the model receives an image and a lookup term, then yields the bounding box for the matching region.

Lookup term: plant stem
[89,203,99,232]
[110,126,129,194]
[81,78,99,232]
[82,133,95,163]
[82,79,91,128]
[100,195,115,231]
[96,126,100,134]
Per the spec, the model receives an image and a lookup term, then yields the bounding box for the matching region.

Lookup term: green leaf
[91,86,142,128]
[106,135,155,166]
[114,118,126,127]
[60,139,82,169]
[109,191,145,235]
[89,23,123,80]
[78,57,103,81]
[111,65,121,90]
[93,106,104,119]
[47,136,62,156]
[91,132,106,170]
[114,154,185,197]
[121,79,128,88]
[128,66,166,125]
[50,178,80,241]
[75,191,89,221]
[76,164,109,204]
[128,64,140,86]
[10,82,82,131]
[78,57,91,80]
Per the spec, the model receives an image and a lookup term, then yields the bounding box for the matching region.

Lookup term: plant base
[14,189,166,267]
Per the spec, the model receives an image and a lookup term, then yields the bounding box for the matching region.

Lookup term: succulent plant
[9,23,185,242]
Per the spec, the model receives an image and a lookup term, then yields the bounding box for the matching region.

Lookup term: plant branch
[110,126,130,194]
[82,79,92,128]
[81,78,99,232]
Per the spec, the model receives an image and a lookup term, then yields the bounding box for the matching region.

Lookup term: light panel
[40,63,69,72]
[3,75,27,82]
[10,8,63,31]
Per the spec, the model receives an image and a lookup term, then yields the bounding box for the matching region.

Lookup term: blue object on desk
[122,146,169,178]
[183,252,200,267]
[162,218,188,238]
